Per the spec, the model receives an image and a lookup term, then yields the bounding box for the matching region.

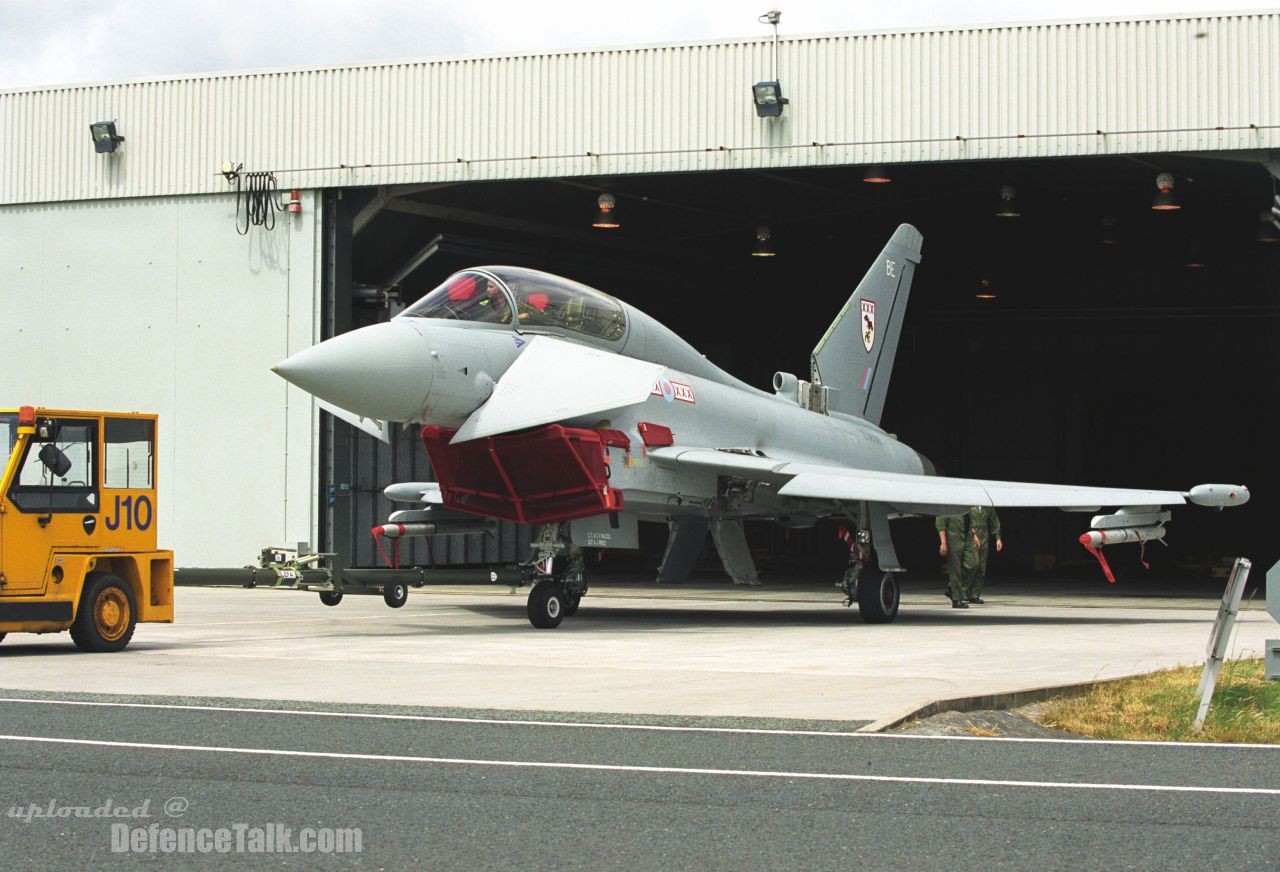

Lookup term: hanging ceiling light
[1152,172,1181,211]
[863,165,891,184]
[1100,215,1119,245]
[975,276,997,300]
[592,193,620,229]
[995,185,1020,218]
[752,225,776,257]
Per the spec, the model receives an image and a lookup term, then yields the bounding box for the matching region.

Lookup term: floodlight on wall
[752,81,788,117]
[752,9,788,117]
[1100,215,1120,245]
[1152,172,1181,211]
[89,120,124,154]
[995,185,1020,218]
[592,193,620,229]
[863,165,891,184]
[752,225,776,257]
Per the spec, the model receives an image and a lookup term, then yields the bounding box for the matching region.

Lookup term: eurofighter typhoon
[274,225,1248,627]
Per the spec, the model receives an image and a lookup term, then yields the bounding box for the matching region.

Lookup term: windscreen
[490,267,626,342]
[399,271,513,325]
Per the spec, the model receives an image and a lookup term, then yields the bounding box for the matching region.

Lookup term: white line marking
[0,733,1274,795]
[0,697,1277,750]
[184,612,453,627]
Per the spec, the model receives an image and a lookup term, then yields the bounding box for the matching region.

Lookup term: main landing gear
[523,524,586,629]
[838,527,900,624]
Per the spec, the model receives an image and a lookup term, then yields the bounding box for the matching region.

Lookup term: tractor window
[105,418,154,489]
[0,413,15,461]
[7,419,98,513]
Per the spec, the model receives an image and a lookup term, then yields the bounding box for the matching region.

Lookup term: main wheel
[70,573,138,652]
[319,590,344,606]
[561,592,582,617]
[527,582,567,629]
[383,582,408,609]
[857,572,900,624]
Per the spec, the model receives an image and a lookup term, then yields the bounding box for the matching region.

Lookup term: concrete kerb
[866,674,1135,733]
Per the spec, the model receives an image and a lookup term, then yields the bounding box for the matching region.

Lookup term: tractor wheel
[70,573,138,652]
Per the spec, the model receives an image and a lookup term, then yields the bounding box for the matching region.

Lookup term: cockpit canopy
[399,267,627,342]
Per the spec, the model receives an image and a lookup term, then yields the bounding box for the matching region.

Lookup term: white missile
[372,520,496,539]
[1079,525,1166,548]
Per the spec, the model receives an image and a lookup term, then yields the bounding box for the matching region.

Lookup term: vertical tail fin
[811,224,923,424]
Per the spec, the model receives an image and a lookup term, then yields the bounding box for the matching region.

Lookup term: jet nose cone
[274,321,434,421]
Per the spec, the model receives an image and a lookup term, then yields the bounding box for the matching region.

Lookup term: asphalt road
[2,693,1277,870]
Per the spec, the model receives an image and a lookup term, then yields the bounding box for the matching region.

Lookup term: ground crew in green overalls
[935,513,970,608]
[961,505,1003,604]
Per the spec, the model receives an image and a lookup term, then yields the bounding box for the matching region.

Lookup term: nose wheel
[527,581,567,629]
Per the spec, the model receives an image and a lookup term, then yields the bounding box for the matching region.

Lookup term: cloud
[0,0,1260,91]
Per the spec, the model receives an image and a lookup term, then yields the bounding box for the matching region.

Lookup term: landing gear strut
[837,526,900,624]
[522,523,587,629]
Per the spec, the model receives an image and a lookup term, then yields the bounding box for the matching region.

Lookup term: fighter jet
[273,225,1248,627]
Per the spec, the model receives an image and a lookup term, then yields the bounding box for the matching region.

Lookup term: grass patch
[1036,659,1280,744]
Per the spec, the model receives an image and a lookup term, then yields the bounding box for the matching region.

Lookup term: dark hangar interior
[332,153,1279,582]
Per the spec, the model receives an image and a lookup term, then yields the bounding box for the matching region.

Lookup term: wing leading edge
[646,447,1195,514]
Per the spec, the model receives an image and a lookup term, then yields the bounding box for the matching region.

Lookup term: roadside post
[1193,557,1251,730]
[1266,560,1280,681]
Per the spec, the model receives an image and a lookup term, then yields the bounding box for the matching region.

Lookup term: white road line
[184,612,454,627]
[0,697,1277,750]
[0,733,1275,795]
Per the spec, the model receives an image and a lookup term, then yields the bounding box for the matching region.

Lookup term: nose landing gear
[522,523,587,629]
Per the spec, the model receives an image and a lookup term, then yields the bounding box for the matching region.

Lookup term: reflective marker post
[1193,557,1252,731]
[1266,560,1280,681]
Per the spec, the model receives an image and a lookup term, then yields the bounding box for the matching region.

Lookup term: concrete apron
[0,586,1274,731]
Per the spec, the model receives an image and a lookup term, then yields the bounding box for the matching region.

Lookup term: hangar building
[2,11,1277,578]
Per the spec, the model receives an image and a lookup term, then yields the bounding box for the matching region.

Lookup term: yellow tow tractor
[0,406,173,651]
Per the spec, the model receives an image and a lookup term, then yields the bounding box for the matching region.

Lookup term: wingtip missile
[1187,484,1250,508]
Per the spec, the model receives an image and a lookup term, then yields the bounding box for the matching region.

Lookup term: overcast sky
[0,0,1267,90]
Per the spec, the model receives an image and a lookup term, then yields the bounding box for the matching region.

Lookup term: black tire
[319,590,344,607]
[527,582,566,629]
[70,573,138,652]
[383,582,408,609]
[562,592,582,617]
[857,572,900,624]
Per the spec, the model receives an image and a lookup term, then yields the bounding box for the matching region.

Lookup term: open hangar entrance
[324,152,1278,583]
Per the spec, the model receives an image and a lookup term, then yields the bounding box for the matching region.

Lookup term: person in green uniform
[935,513,970,608]
[961,505,1003,604]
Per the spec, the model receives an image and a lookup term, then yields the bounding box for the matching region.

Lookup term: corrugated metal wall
[4,12,1278,206]
[0,193,321,567]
